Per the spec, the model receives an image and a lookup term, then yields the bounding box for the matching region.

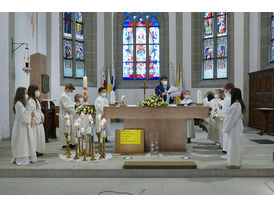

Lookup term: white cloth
[223,102,244,166]
[207,98,220,142]
[181,98,195,138]
[59,91,75,146]
[202,97,209,106]
[27,98,45,152]
[215,99,224,148]
[94,95,111,137]
[11,102,37,165]
[221,94,231,151]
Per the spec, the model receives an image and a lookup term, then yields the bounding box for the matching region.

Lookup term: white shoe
[220,155,227,160]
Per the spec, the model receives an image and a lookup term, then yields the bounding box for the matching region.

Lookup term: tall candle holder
[102,135,106,159]
[64,132,71,158]
[78,137,82,157]
[97,132,102,158]
[74,143,79,160]
[82,149,87,162]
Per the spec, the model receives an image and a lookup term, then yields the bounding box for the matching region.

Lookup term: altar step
[0,168,273,178]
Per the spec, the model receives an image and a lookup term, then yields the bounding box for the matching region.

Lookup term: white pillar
[97,12,104,88]
[250,12,261,72]
[169,12,176,85]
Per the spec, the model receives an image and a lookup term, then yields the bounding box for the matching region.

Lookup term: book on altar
[168,86,180,97]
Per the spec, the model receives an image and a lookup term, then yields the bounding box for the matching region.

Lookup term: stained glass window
[122,12,160,80]
[270,12,274,62]
[202,12,228,79]
[63,12,85,78]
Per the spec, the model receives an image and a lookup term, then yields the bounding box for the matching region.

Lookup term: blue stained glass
[136,62,146,79]
[132,15,138,19]
[217,58,227,78]
[149,61,160,79]
[217,15,227,36]
[76,42,84,60]
[63,19,72,39]
[149,44,160,62]
[64,60,73,77]
[138,17,144,22]
[149,27,159,44]
[217,37,227,57]
[145,15,150,19]
[76,61,85,78]
[136,27,146,44]
[271,41,274,62]
[123,45,134,62]
[123,27,133,44]
[149,17,159,26]
[136,45,146,62]
[76,12,83,22]
[63,40,72,59]
[272,20,274,39]
[125,12,132,16]
[204,12,213,18]
[152,12,158,16]
[123,62,134,79]
[204,39,213,60]
[125,17,131,23]
[203,60,214,79]
[64,12,71,20]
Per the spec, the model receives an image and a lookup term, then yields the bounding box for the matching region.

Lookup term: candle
[111,91,115,104]
[68,134,71,141]
[83,76,87,88]
[197,90,202,104]
[83,142,86,150]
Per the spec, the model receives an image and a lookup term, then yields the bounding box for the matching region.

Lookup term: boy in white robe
[11,87,37,166]
[220,83,235,159]
[180,90,195,143]
[27,84,45,157]
[95,87,111,142]
[223,88,245,169]
[59,84,75,148]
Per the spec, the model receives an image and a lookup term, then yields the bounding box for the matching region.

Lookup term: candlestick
[78,137,82,157]
[64,132,71,158]
[74,143,79,160]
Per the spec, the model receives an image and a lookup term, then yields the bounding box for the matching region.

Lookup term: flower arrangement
[76,105,96,115]
[139,94,168,108]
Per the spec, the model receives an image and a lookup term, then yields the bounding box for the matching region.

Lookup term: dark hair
[159,76,168,86]
[13,87,27,114]
[185,90,190,94]
[230,88,246,114]
[28,84,39,109]
[98,87,106,94]
[207,91,215,102]
[65,83,75,90]
[224,83,235,90]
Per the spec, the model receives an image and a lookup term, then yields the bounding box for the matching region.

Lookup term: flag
[102,67,106,89]
[106,67,112,95]
[111,65,116,92]
[175,65,182,104]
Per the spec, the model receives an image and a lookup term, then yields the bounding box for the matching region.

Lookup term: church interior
[0,9,274,197]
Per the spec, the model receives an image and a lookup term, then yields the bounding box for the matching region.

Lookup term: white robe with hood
[180,98,195,138]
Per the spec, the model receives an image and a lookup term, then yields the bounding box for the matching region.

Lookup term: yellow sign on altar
[120,129,141,144]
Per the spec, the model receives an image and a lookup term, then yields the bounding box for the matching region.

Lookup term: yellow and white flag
[175,65,182,104]
[106,66,112,95]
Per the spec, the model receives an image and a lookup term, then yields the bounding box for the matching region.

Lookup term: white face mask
[35,91,40,98]
[102,93,106,98]
[79,98,83,104]
[25,94,29,100]
[162,81,167,86]
[185,95,190,99]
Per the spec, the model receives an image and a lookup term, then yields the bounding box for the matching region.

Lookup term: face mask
[79,98,83,104]
[214,94,219,99]
[185,95,190,99]
[25,94,29,100]
[35,91,40,98]
[162,81,167,86]
[102,93,106,98]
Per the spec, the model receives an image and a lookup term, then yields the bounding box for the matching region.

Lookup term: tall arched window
[270,12,274,63]
[202,12,228,80]
[122,12,160,80]
[63,12,85,78]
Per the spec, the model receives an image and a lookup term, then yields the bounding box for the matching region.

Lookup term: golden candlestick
[87,134,91,157]
[91,139,95,161]
[64,133,71,158]
[74,143,79,160]
[78,137,82,157]
[97,132,102,158]
[102,135,106,159]
[83,149,87,162]
[81,138,84,156]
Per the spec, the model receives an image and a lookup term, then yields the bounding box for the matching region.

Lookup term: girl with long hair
[11,87,37,166]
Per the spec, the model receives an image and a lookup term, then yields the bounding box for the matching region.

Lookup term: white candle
[197,90,202,104]
[83,142,86,150]
[83,76,87,88]
[111,91,115,104]
[68,134,71,141]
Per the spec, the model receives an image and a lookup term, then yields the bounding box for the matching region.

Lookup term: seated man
[180,90,195,143]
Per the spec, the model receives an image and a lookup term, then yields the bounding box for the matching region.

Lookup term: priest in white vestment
[95,87,111,142]
[223,88,245,168]
[59,84,76,148]
[180,90,195,143]
[11,87,37,166]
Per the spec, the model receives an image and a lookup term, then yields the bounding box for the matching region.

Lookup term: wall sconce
[12,38,32,74]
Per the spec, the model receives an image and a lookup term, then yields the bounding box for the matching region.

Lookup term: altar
[104,106,210,152]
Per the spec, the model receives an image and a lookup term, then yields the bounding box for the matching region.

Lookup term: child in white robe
[27,84,45,157]
[180,90,195,143]
[11,87,37,166]
[223,88,245,169]
[206,92,220,143]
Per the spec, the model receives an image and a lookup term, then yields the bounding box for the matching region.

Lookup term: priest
[59,83,75,149]
[94,87,111,142]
